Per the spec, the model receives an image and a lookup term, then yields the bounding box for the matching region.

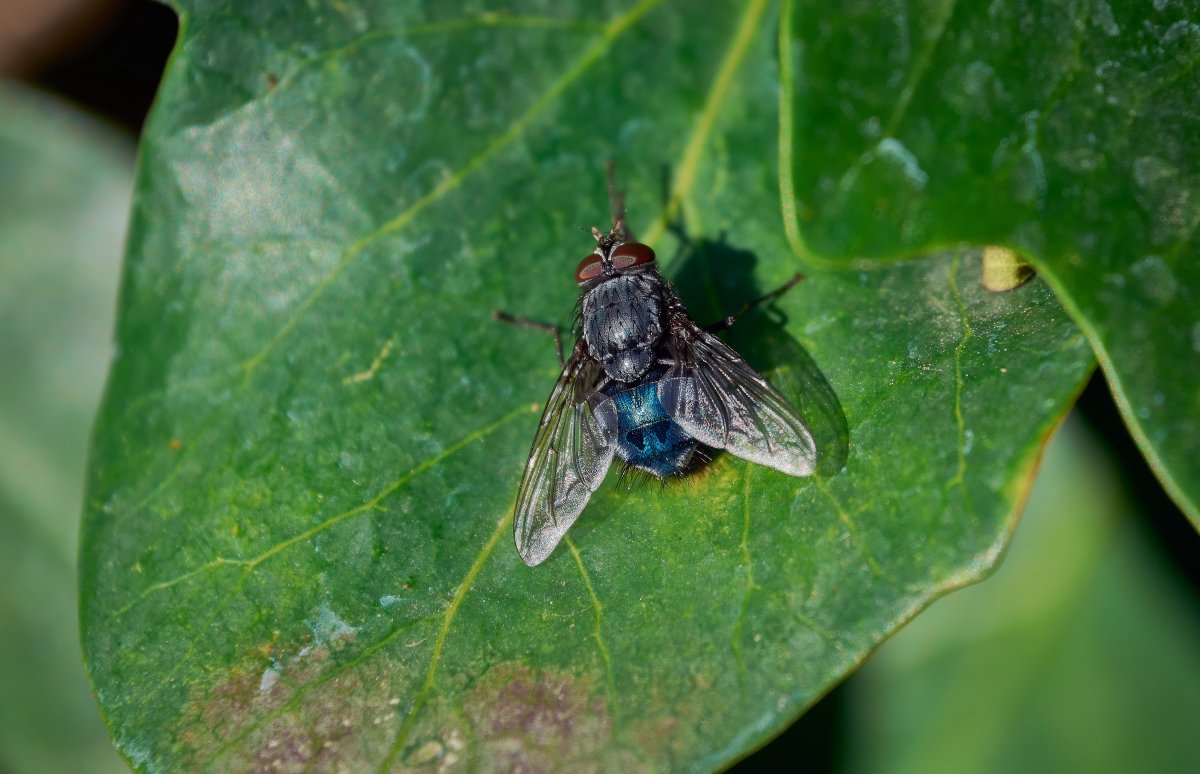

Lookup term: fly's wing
[659,321,817,477]
[514,340,618,566]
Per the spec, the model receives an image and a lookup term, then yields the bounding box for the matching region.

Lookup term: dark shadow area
[664,215,850,477]
[20,0,177,134]
[729,680,847,772]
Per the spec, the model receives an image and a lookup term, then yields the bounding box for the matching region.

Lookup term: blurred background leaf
[0,81,129,774]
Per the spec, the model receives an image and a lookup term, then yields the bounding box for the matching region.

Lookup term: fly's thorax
[581,272,668,383]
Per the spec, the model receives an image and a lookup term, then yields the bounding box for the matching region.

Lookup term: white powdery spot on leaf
[169,104,370,245]
[306,603,359,645]
[875,138,929,189]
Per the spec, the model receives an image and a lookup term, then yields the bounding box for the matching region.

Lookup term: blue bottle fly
[507,197,817,566]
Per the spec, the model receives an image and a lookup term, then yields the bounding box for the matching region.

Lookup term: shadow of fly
[496,165,816,566]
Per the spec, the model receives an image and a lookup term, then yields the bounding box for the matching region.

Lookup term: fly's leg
[705,272,806,334]
[492,311,565,368]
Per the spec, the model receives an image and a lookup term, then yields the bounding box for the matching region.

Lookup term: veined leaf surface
[81,2,1095,769]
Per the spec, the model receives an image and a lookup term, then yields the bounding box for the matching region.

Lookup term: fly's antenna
[605,160,631,241]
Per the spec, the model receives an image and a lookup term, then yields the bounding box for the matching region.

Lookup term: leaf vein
[377,509,513,771]
[814,475,882,576]
[642,0,771,248]
[565,536,617,717]
[107,405,525,621]
[776,0,817,264]
[879,0,959,139]
[945,252,975,500]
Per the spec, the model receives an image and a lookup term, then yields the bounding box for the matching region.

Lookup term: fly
[500,172,816,566]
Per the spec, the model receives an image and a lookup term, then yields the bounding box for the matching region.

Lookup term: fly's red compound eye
[575,253,604,284]
[609,241,655,270]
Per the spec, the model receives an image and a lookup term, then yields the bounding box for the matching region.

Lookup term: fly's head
[574,224,657,288]
[575,225,668,384]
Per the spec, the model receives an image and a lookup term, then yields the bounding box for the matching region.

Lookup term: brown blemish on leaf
[176,633,406,771]
[177,645,316,763]
[629,711,678,756]
[444,662,612,772]
[253,721,314,773]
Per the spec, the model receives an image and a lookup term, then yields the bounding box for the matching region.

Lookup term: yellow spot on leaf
[982,245,1035,292]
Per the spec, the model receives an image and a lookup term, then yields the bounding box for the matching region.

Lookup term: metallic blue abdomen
[601,367,698,478]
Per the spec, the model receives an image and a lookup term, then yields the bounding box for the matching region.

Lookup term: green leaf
[0,82,130,773]
[81,2,1093,769]
[781,0,1200,525]
[846,418,1200,774]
